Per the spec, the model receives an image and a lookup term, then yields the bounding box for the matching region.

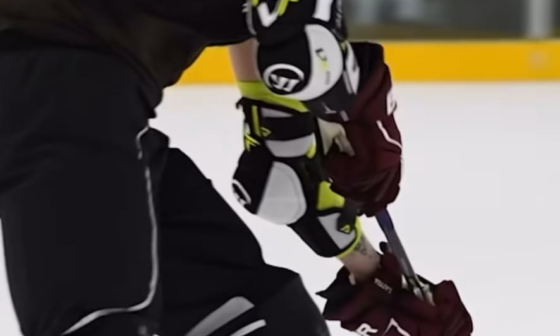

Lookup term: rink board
[179,40,560,83]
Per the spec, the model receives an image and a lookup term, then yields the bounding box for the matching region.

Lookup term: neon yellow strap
[237,81,308,113]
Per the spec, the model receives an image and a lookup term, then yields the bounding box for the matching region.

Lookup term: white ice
[1,83,560,335]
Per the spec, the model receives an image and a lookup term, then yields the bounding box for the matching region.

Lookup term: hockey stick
[375,209,435,304]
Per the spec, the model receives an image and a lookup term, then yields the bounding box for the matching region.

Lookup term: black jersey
[0,0,250,105]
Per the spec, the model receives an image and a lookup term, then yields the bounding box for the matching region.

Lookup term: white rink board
[2,83,560,335]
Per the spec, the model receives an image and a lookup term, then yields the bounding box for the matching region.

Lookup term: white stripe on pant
[63,126,159,335]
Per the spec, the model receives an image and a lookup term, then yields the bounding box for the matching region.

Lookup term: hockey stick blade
[376,209,434,305]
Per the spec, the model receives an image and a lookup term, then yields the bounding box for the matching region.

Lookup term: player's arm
[229,39,258,82]
[230,39,380,281]
[230,84,380,278]
[228,38,392,281]
[228,85,474,336]
[228,28,473,336]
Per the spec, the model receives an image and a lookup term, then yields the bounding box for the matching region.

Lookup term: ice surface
[1,83,560,335]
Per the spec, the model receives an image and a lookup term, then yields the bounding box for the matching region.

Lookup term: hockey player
[0,1,472,336]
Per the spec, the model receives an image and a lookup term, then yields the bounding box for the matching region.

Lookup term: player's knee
[256,272,330,336]
[186,270,329,336]
[69,313,158,336]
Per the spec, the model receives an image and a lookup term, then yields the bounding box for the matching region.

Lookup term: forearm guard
[247,0,360,121]
[232,96,362,258]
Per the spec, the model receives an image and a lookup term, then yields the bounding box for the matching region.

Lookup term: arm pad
[247,0,360,120]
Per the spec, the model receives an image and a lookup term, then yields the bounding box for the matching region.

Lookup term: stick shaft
[376,209,434,304]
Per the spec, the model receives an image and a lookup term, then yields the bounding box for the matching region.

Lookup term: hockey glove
[320,42,402,217]
[318,243,473,336]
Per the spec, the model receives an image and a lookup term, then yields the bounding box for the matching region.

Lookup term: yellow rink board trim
[178,40,560,83]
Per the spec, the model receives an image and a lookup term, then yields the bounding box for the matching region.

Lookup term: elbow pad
[247,0,360,121]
